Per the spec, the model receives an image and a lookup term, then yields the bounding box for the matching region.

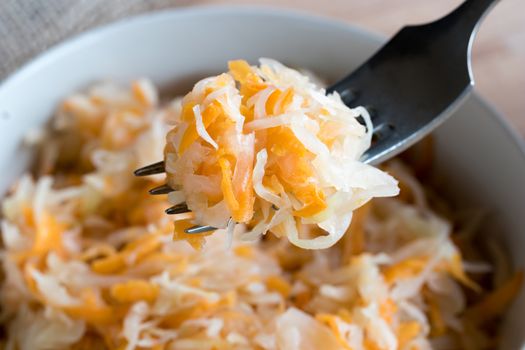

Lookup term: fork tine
[165,203,189,215]
[134,161,165,176]
[149,184,174,195]
[185,225,216,234]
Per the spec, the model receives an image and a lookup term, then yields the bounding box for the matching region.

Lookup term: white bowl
[0,6,524,349]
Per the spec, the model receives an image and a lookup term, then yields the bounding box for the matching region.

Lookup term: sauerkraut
[164,59,399,249]
[0,68,521,350]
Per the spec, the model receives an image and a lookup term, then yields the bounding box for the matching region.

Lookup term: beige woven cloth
[0,0,195,80]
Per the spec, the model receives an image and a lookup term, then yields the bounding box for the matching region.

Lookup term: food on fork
[163,59,399,249]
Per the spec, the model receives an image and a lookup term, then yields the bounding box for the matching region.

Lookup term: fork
[134,0,498,234]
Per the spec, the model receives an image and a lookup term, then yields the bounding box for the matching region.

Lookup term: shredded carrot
[233,245,254,259]
[316,313,352,350]
[364,338,382,350]
[464,271,523,325]
[110,280,159,303]
[32,212,65,255]
[23,264,39,296]
[446,253,482,292]
[383,258,427,285]
[91,255,126,274]
[397,321,421,348]
[219,157,240,212]
[293,290,312,308]
[81,244,116,262]
[70,335,107,350]
[278,87,295,113]
[22,205,35,228]
[337,309,353,323]
[265,275,292,298]
[228,60,266,100]
[173,220,213,250]
[292,188,327,218]
[218,291,237,308]
[179,103,221,155]
[233,179,255,223]
[425,290,447,337]
[379,298,398,324]
[264,89,281,116]
[91,234,161,274]
[228,60,262,85]
[64,290,116,325]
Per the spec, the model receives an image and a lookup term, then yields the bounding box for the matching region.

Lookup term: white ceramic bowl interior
[0,7,524,349]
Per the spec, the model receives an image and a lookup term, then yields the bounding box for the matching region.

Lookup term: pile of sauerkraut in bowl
[0,58,521,350]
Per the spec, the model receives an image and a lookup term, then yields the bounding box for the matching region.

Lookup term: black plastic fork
[135,0,498,233]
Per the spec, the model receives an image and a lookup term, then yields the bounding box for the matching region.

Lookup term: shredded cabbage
[0,72,519,350]
[164,59,399,249]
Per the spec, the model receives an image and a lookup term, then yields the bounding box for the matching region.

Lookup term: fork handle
[328,0,498,98]
[432,0,499,46]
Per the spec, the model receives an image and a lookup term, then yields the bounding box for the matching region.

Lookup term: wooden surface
[201,0,524,136]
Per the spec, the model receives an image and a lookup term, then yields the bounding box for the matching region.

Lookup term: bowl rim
[1,5,524,159]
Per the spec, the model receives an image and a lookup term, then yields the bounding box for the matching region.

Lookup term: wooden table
[201,0,524,136]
